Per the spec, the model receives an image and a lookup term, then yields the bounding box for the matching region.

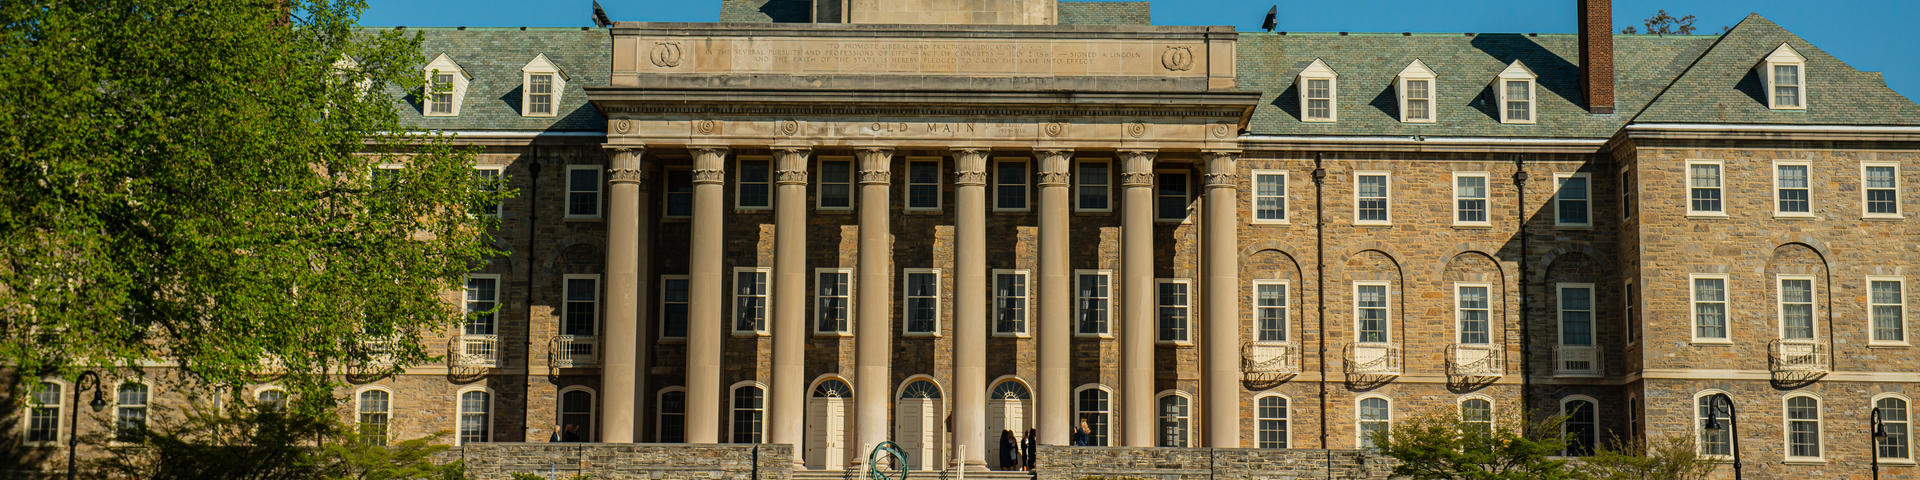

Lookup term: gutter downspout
[1512,155,1531,434]
[1311,153,1329,453]
[524,149,542,439]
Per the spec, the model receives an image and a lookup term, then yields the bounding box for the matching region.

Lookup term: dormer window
[1761,44,1807,110]
[1495,61,1538,124]
[1396,60,1437,123]
[1298,59,1338,123]
[521,54,569,117]
[423,54,471,117]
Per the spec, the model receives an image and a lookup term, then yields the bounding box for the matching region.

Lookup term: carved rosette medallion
[1125,121,1148,139]
[775,170,808,185]
[609,168,646,185]
[612,119,634,135]
[1161,46,1194,71]
[857,170,891,185]
[649,42,684,68]
[691,169,725,185]
[1043,122,1066,137]
[777,120,800,136]
[694,120,718,135]
[1210,122,1233,139]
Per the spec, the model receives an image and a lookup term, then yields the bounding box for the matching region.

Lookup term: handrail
[1242,342,1300,375]
[1446,344,1503,377]
[1342,343,1401,376]
[1769,339,1827,374]
[452,334,499,368]
[551,335,599,368]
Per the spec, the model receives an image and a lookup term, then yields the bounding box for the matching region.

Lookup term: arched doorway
[985,378,1031,469]
[895,378,944,469]
[806,378,851,470]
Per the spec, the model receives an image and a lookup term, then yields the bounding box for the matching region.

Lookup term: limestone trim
[952,148,990,186]
[773,147,811,185]
[856,147,894,185]
[1036,149,1074,187]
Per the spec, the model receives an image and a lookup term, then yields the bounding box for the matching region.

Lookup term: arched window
[357,388,391,446]
[657,387,686,443]
[1074,385,1112,446]
[1877,395,1912,461]
[813,378,852,398]
[26,381,63,443]
[731,383,766,443]
[1156,391,1191,448]
[256,387,288,412]
[1562,396,1597,456]
[1256,394,1289,449]
[896,378,945,467]
[115,382,149,443]
[1460,397,1493,435]
[1785,395,1822,460]
[559,387,595,442]
[1357,396,1391,449]
[458,389,491,445]
[1696,392,1732,457]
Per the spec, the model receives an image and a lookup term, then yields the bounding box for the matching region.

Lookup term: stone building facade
[12,1,1920,479]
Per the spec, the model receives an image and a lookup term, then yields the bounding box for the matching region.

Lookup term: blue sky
[363,0,1918,102]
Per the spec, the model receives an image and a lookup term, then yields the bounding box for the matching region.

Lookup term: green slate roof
[1057,2,1150,26]
[1635,14,1920,126]
[386,28,610,132]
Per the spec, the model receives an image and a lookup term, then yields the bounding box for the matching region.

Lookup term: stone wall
[1034,445,1395,480]
[458,443,793,480]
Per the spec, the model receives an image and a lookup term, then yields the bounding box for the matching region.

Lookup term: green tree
[1620,10,1697,35]
[88,396,463,480]
[1367,408,1585,480]
[1583,434,1720,480]
[0,0,505,403]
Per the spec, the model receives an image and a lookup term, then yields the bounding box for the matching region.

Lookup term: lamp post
[1702,392,1742,480]
[66,370,108,480]
[1872,407,1888,480]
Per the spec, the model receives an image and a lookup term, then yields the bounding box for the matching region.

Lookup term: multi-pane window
[429,73,455,114]
[565,165,600,219]
[994,270,1031,335]
[1786,395,1822,459]
[458,390,491,445]
[1555,173,1590,227]
[1772,64,1802,108]
[27,382,60,442]
[1698,395,1732,457]
[1872,278,1907,343]
[1355,173,1390,224]
[1257,396,1289,449]
[1305,78,1334,121]
[1778,277,1815,340]
[1456,285,1491,344]
[1354,283,1390,343]
[1156,171,1190,221]
[816,270,852,334]
[1454,173,1488,225]
[1865,164,1900,216]
[817,159,853,209]
[526,73,553,115]
[563,276,597,337]
[465,276,498,336]
[257,389,288,411]
[660,276,689,339]
[1689,162,1724,215]
[994,159,1029,211]
[731,385,766,444]
[1460,398,1493,435]
[1076,160,1111,212]
[733,268,769,334]
[1775,163,1811,215]
[663,169,694,218]
[1692,276,1728,340]
[358,389,390,446]
[737,158,772,210]
[1625,281,1640,344]
[1076,271,1112,336]
[1403,79,1433,122]
[1563,399,1596,456]
[1252,171,1287,222]
[903,269,939,335]
[1157,394,1191,448]
[1254,281,1288,342]
[560,389,593,442]
[1558,285,1593,348]
[1620,169,1634,219]
[115,382,148,443]
[906,159,940,211]
[1357,397,1390,449]
[472,167,503,218]
[1158,279,1191,343]
[1075,387,1111,447]
[1878,397,1911,460]
[1503,80,1533,123]
[657,389,686,443]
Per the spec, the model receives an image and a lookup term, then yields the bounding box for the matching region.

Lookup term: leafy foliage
[1621,10,1698,35]
[87,396,463,480]
[1367,408,1583,480]
[1583,434,1720,480]
[0,0,506,402]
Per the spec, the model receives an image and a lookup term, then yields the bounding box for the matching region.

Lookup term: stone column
[770,147,810,461]
[1035,148,1073,446]
[1201,150,1241,448]
[686,146,729,444]
[1117,149,1157,448]
[853,147,894,460]
[951,148,990,471]
[602,145,646,443]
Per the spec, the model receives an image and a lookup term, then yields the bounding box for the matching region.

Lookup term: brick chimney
[1578,0,1615,114]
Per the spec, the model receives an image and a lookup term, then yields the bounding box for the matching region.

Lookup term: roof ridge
[1622,14,1745,124]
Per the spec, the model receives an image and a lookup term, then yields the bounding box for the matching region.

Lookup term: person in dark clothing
[563,423,583,442]
[1023,428,1038,471]
[999,429,1019,470]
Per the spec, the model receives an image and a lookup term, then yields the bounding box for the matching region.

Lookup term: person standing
[1071,418,1092,446]
[999,429,1019,470]
[1023,427,1038,471]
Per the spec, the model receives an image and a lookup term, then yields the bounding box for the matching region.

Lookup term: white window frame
[1454,282,1492,345]
[1554,172,1592,228]
[1157,278,1193,345]
[1155,169,1192,223]
[1250,170,1288,224]
[1452,171,1490,226]
[557,386,596,442]
[1776,274,1818,341]
[734,155,774,211]
[110,380,151,446]
[465,274,501,337]
[563,165,602,220]
[1074,269,1114,338]
[1072,384,1114,447]
[22,379,67,446]
[728,381,768,444]
[815,157,855,211]
[814,268,855,336]
[1252,280,1290,343]
[1782,394,1825,462]
[1561,395,1600,456]
[1773,160,1813,217]
[1255,393,1291,449]
[472,165,505,219]
[1356,395,1392,449]
[1690,274,1732,344]
[1869,276,1909,346]
[1556,283,1597,376]
[992,157,1031,213]
[519,53,567,117]
[993,269,1033,338]
[1761,43,1808,110]
[1862,162,1902,218]
[731,267,772,336]
[1353,281,1392,344]
[1874,393,1915,462]
[1694,389,1735,459]
[1154,390,1194,448]
[1298,59,1338,122]
[423,54,470,117]
[1396,60,1437,123]
[561,274,600,338]
[454,386,493,446]
[1494,61,1539,124]
[252,385,289,411]
[901,268,942,337]
[656,386,687,443]
[1074,158,1113,213]
[903,157,943,212]
[354,386,393,446]
[1686,160,1727,217]
[1353,171,1392,226]
[659,274,690,341]
[1458,394,1495,432]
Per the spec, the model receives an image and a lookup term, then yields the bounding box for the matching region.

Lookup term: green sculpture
[866,441,911,480]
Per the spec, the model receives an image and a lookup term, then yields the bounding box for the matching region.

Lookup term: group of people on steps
[997,418,1096,471]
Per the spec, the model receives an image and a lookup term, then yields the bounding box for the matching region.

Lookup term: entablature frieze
[599,117,1244,151]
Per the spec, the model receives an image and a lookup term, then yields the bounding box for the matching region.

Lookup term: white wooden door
[895,397,940,468]
[986,398,1028,468]
[808,380,850,470]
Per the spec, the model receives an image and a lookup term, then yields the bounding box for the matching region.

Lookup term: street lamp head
[1875,408,1889,438]
[1704,409,1723,431]
[88,394,107,413]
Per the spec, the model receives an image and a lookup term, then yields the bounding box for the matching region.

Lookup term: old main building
[18,0,1920,478]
